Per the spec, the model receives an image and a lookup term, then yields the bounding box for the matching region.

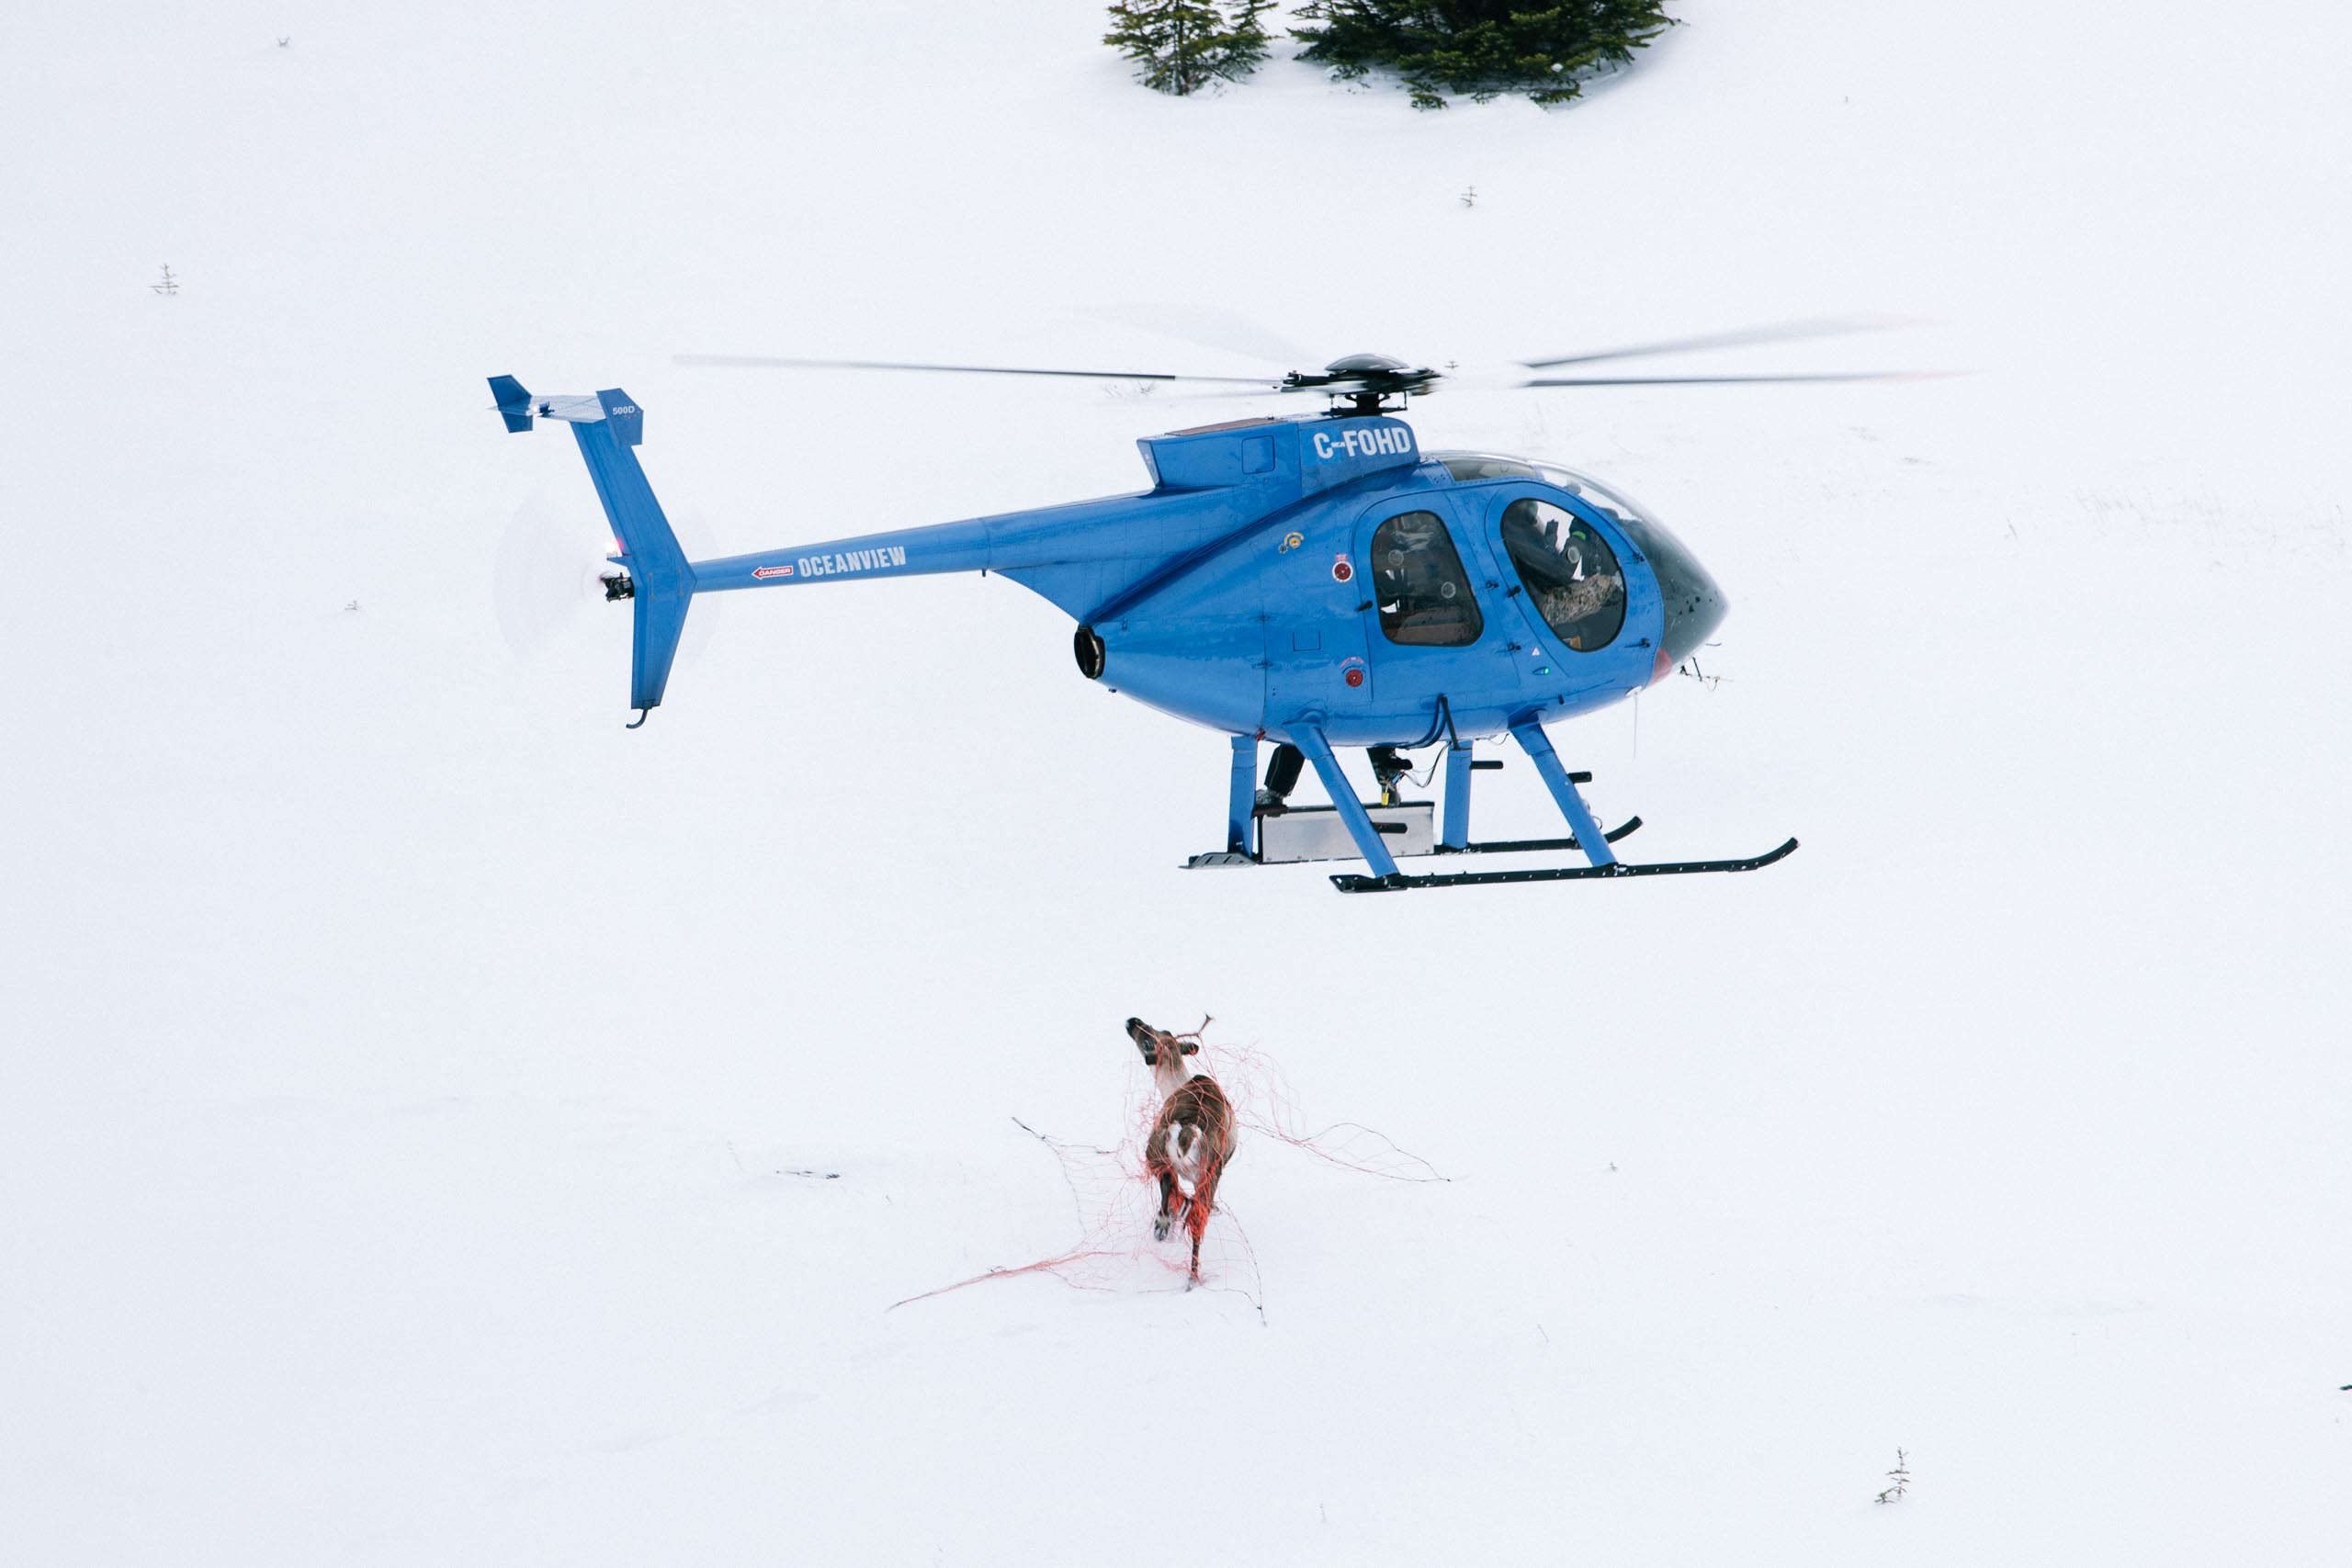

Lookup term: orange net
[891,1024,1445,1315]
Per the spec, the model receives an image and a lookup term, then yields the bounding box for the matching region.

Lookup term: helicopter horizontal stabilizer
[486,378,646,444]
[489,376,693,721]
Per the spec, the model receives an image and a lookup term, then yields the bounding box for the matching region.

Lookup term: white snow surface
[5,2,2349,1561]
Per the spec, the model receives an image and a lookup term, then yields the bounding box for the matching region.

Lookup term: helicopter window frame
[1493,492,1630,655]
[1366,507,1485,649]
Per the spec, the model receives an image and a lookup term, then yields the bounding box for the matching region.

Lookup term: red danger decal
[1331,558,1354,582]
[752,564,793,579]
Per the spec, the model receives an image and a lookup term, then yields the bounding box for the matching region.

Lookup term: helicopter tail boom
[489,377,694,722]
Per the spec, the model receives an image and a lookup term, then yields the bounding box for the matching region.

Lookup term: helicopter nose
[1648,524,1728,670]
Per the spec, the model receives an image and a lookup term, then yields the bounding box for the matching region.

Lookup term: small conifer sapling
[1104,0,1273,96]
[1874,1448,1911,1505]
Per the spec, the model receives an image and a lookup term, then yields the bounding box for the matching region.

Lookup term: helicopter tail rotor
[487,377,695,725]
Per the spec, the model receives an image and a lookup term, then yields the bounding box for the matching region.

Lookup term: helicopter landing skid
[1183,815,1644,872]
[1192,726,1794,892]
[1433,816,1645,856]
[1329,836,1799,893]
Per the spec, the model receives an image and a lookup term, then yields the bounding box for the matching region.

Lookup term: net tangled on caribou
[890,1016,1447,1313]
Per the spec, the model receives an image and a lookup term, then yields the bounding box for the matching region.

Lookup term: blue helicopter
[491,328,1903,891]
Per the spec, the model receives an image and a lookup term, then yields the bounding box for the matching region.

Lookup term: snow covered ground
[4,1,2348,1561]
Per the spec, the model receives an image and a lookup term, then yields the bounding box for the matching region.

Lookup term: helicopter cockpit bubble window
[1533,462,1725,660]
[1535,464,1651,526]
[1499,498,1627,653]
[1435,452,1540,483]
[1534,462,1682,567]
[1371,510,1484,648]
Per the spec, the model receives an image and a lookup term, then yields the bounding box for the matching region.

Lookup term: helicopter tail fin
[487,378,695,723]
[489,374,535,433]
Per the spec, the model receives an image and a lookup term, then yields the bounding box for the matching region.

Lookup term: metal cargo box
[1257,802,1434,864]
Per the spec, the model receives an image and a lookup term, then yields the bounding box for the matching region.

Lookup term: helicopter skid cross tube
[1226,734,1256,856]
[1442,741,1475,849]
[1291,727,1402,881]
[1509,719,1617,869]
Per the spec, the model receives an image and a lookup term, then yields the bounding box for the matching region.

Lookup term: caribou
[1124,1016,1236,1284]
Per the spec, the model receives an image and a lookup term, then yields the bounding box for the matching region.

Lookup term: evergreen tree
[1292,0,1675,110]
[1231,0,1276,73]
[1105,0,1273,96]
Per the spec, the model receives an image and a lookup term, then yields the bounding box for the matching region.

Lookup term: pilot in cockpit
[1502,506,1622,649]
[1547,533,1623,630]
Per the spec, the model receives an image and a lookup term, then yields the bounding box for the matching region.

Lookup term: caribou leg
[1185,1167,1221,1282]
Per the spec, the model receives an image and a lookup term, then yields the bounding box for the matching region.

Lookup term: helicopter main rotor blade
[1520,316,1908,370]
[1079,303,1319,375]
[1517,370,1929,388]
[1159,378,1321,400]
[673,353,1280,387]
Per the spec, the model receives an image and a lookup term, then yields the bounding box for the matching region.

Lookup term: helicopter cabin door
[1353,499,1488,717]
[1479,486,1654,700]
[1261,516,1377,730]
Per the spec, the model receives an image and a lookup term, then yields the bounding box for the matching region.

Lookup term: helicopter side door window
[1370,510,1484,648]
[1498,498,1626,652]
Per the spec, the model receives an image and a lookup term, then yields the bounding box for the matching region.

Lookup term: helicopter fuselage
[690,411,1728,749]
[492,378,1784,888]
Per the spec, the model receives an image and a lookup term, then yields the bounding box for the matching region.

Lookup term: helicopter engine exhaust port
[1074,624,1107,680]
